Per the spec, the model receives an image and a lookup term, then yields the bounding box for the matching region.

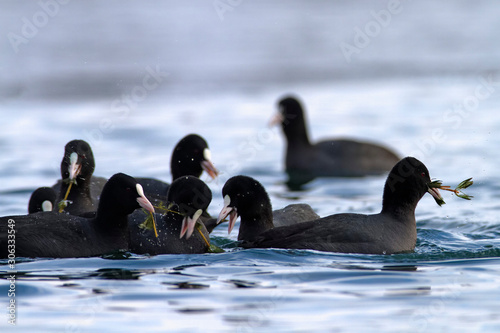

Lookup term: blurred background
[1,0,499,100]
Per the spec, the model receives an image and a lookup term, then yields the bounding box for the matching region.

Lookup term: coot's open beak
[217,195,239,235]
[180,209,203,239]
[427,186,445,206]
[201,149,219,179]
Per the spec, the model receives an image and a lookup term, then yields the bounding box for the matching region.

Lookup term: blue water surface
[1,1,500,332]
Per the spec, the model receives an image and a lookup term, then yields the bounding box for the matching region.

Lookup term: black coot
[239,157,444,254]
[136,134,218,204]
[1,173,154,258]
[129,176,212,255]
[217,175,320,242]
[28,187,57,214]
[274,96,400,188]
[49,140,107,214]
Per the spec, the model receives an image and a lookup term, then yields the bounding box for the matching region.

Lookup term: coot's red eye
[421,172,426,177]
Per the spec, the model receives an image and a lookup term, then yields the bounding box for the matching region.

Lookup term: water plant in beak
[428,178,474,206]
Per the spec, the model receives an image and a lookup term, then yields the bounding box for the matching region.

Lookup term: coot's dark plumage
[171,134,219,180]
[272,204,320,227]
[274,96,400,188]
[217,175,320,242]
[129,176,212,255]
[1,173,155,258]
[50,140,107,214]
[28,187,57,214]
[136,134,218,203]
[240,157,443,254]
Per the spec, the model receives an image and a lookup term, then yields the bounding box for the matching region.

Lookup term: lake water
[1,1,500,332]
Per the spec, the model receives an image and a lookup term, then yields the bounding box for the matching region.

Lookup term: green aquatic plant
[139,210,158,238]
[139,202,217,249]
[428,177,474,206]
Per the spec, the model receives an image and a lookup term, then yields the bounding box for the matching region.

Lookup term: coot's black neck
[94,195,130,231]
[282,109,311,147]
[381,177,422,222]
[238,209,274,242]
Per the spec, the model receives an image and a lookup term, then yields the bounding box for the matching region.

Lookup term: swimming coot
[238,157,443,254]
[273,96,400,188]
[129,176,212,255]
[50,140,107,214]
[28,187,57,214]
[217,175,320,242]
[136,134,218,203]
[1,173,154,258]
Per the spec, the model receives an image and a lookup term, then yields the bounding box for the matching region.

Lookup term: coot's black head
[278,95,305,123]
[382,157,443,217]
[170,134,219,181]
[274,96,310,144]
[217,175,273,237]
[60,140,95,183]
[28,187,57,214]
[166,175,212,239]
[98,173,155,219]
